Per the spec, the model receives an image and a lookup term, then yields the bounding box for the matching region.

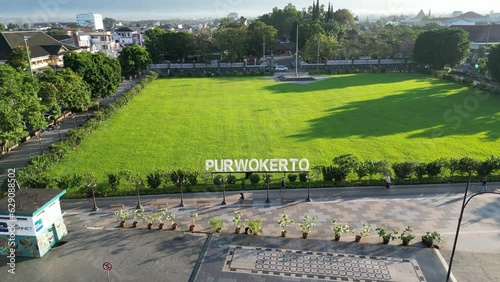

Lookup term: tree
[213,27,248,62]
[259,4,302,39]
[486,44,500,81]
[144,28,167,63]
[64,52,121,99]
[7,23,19,30]
[413,28,470,69]
[162,32,195,62]
[0,23,5,31]
[118,45,151,78]
[103,17,117,29]
[333,9,355,27]
[0,65,45,152]
[38,68,91,115]
[303,33,338,62]
[6,46,31,73]
[246,21,277,58]
[46,29,67,36]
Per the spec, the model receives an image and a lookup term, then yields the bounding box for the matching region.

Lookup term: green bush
[426,159,444,177]
[249,174,260,186]
[299,172,308,182]
[107,173,120,192]
[287,174,298,182]
[226,175,237,184]
[415,163,427,179]
[147,170,162,189]
[457,157,478,175]
[213,175,224,185]
[392,162,416,179]
[321,166,335,181]
[187,172,198,185]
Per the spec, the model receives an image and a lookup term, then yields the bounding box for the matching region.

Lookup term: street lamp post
[90,183,98,211]
[23,36,33,76]
[178,179,185,207]
[306,173,312,202]
[72,113,76,129]
[221,177,227,205]
[317,36,320,72]
[446,172,500,281]
[265,173,271,203]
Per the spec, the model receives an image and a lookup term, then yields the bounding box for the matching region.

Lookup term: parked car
[275,65,288,71]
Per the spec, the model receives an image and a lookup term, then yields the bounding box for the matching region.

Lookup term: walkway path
[0,77,142,184]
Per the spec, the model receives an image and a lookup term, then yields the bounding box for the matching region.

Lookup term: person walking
[480,180,488,192]
[384,175,391,189]
[281,178,286,191]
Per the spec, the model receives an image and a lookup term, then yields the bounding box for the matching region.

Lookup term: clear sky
[0,0,496,21]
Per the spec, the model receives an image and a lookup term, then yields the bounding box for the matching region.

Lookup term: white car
[275,65,288,71]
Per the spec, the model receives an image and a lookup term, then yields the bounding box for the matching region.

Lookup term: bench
[281,198,296,204]
[109,204,124,210]
[239,199,253,205]
[197,200,210,208]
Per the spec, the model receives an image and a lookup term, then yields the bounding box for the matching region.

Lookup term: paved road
[0,77,142,184]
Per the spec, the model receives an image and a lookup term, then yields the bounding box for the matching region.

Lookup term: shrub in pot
[189,213,198,232]
[375,225,398,244]
[232,211,243,234]
[209,217,225,233]
[114,209,129,228]
[422,231,442,248]
[356,223,372,242]
[332,219,354,241]
[247,219,262,235]
[399,226,415,246]
[299,215,318,239]
[278,214,295,237]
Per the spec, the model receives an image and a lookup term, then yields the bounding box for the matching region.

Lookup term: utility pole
[262,35,266,59]
[23,36,33,76]
[295,25,299,77]
[317,36,320,72]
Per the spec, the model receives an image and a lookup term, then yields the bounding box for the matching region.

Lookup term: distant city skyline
[0,0,496,22]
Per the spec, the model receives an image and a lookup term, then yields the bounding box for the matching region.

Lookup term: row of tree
[0,44,151,153]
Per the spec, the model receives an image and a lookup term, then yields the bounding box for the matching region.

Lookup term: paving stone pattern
[223,245,426,282]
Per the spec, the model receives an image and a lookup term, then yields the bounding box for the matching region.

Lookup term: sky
[0,0,496,22]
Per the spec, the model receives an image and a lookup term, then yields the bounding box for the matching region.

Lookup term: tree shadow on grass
[264,73,441,93]
[287,82,500,141]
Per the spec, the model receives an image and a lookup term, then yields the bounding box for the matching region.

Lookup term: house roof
[115,27,134,32]
[458,11,484,19]
[413,9,426,20]
[0,31,79,60]
[453,25,500,43]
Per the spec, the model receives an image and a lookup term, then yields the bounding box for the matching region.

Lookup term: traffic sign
[103,262,112,271]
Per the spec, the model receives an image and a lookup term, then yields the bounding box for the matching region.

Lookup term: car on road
[275,65,288,71]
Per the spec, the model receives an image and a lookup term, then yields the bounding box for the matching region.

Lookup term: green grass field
[49,73,500,180]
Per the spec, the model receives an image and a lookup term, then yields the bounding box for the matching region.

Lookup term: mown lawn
[49,73,500,180]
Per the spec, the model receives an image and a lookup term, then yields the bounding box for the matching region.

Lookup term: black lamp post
[72,113,76,129]
[135,180,143,210]
[178,179,185,207]
[221,176,227,205]
[265,173,271,203]
[306,173,312,202]
[90,183,98,211]
[446,173,500,281]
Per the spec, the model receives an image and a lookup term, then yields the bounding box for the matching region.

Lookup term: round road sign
[103,262,112,271]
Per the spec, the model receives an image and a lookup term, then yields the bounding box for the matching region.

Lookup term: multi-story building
[76,13,104,31]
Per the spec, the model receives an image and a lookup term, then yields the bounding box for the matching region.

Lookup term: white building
[76,13,104,30]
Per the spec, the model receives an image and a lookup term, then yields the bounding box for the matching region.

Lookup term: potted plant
[356,223,372,242]
[167,214,178,230]
[114,209,129,227]
[132,209,144,228]
[189,212,198,232]
[144,215,155,230]
[375,225,398,244]
[232,211,243,234]
[422,231,442,248]
[278,214,295,237]
[399,226,415,246]
[155,208,168,229]
[209,217,225,233]
[331,219,354,241]
[299,215,318,239]
[243,219,250,234]
[247,219,262,235]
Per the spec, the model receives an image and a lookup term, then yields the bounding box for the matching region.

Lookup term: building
[0,189,68,258]
[114,27,143,47]
[454,25,500,51]
[0,31,81,72]
[76,13,104,31]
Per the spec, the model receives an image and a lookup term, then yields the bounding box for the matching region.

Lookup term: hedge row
[158,69,275,78]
